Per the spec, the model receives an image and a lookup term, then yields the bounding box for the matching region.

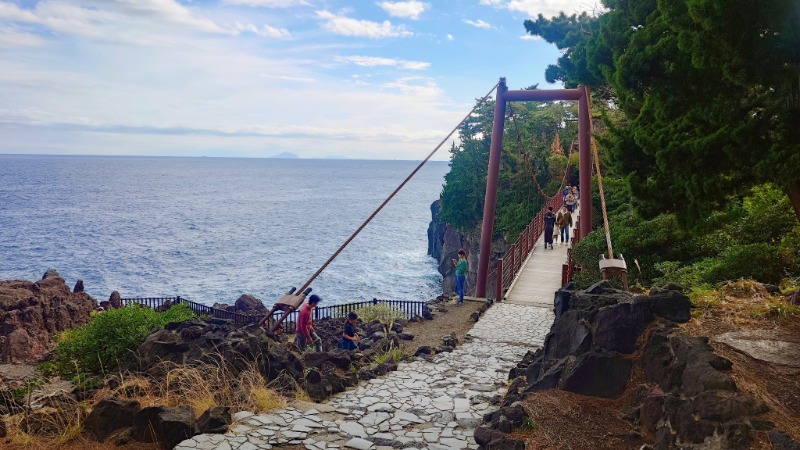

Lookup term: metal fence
[120,296,260,325]
[120,296,430,332]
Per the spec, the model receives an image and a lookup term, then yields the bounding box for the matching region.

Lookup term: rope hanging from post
[592,136,614,259]
[295,81,501,294]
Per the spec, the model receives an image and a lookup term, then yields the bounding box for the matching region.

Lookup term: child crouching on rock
[339,312,360,351]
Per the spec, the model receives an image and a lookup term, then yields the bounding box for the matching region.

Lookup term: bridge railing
[494,196,559,301]
[562,218,581,285]
[120,296,430,333]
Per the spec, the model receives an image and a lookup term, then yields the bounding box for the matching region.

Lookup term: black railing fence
[120,296,430,333]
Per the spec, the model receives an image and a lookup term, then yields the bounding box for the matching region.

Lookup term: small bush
[702,244,786,285]
[372,348,402,366]
[354,304,406,324]
[52,304,195,377]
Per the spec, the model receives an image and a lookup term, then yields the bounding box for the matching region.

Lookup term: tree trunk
[787,181,800,224]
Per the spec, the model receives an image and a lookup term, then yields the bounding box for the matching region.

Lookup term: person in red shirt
[296,294,322,351]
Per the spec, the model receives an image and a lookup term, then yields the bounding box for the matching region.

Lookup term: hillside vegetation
[439,1,800,295]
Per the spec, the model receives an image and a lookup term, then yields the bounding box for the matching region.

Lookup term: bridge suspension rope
[507,102,573,201]
[295,81,501,294]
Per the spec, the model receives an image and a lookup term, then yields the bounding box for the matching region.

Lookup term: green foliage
[34,361,57,379]
[525,1,800,224]
[354,304,406,324]
[371,348,403,366]
[702,244,787,285]
[52,304,195,377]
[439,95,579,238]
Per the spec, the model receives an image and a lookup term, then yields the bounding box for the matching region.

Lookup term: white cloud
[446,34,454,41]
[316,10,412,38]
[506,0,597,18]
[463,19,493,29]
[234,22,291,38]
[377,1,428,20]
[337,55,430,70]
[0,1,287,45]
[519,34,540,40]
[224,0,309,7]
[479,0,504,5]
[0,29,46,47]
[382,77,443,97]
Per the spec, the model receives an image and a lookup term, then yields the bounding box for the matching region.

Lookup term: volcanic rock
[132,405,195,449]
[84,396,141,442]
[0,270,97,363]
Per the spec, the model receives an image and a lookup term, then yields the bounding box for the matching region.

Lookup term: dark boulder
[414,346,434,356]
[593,301,653,354]
[109,290,122,309]
[770,431,800,450]
[132,405,195,449]
[303,349,352,371]
[560,351,632,398]
[641,287,692,323]
[73,279,84,293]
[84,396,141,442]
[233,294,267,314]
[196,406,230,434]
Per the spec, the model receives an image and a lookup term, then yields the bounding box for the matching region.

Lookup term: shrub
[52,304,195,377]
[701,244,786,285]
[353,304,406,324]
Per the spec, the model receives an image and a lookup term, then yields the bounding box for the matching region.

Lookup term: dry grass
[685,279,800,336]
[2,358,289,449]
[682,278,800,444]
[517,389,644,450]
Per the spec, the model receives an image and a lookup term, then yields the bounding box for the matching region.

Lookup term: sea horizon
[0,155,449,306]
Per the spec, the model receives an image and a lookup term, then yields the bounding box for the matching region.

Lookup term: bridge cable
[507,102,572,201]
[296,81,501,294]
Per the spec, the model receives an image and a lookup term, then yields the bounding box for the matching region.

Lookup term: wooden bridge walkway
[503,209,579,307]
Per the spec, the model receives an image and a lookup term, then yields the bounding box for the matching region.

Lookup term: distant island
[269,152,300,159]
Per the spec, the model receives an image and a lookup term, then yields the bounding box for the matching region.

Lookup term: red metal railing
[494,196,558,301]
[562,218,581,285]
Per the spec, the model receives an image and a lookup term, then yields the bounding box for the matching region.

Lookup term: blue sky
[0,0,598,160]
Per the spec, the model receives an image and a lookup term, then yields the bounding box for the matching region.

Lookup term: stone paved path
[176,303,554,450]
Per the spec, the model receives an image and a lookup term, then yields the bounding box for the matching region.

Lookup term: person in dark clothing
[339,312,360,350]
[543,206,556,250]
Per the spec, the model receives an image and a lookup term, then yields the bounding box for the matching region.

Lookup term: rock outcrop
[477,281,788,450]
[427,199,498,296]
[0,270,97,363]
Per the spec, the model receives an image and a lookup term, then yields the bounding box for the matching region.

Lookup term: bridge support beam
[476,78,508,298]
[476,79,593,297]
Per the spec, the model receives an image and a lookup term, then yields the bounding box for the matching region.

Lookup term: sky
[0,0,600,160]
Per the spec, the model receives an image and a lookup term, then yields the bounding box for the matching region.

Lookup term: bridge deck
[503,209,578,307]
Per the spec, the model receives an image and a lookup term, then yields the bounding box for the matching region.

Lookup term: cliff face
[0,270,98,363]
[427,200,503,297]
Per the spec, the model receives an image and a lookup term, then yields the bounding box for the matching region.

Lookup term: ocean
[0,155,449,306]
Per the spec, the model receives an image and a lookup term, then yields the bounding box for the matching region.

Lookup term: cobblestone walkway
[175,303,554,450]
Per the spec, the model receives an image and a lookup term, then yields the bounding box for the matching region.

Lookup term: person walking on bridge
[543,206,556,250]
[557,205,573,245]
[296,294,322,352]
[453,250,468,305]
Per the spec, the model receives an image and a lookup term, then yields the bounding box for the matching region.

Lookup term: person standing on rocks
[296,294,322,352]
[339,312,361,350]
[543,206,556,250]
[452,250,468,305]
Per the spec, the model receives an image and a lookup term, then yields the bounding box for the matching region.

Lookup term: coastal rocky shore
[475,281,800,450]
[427,199,508,298]
[0,269,97,364]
